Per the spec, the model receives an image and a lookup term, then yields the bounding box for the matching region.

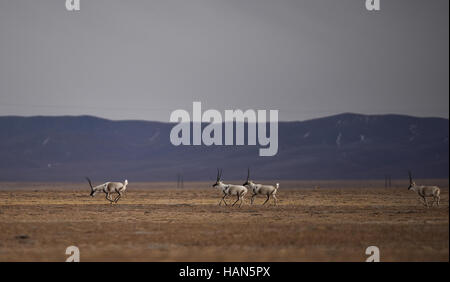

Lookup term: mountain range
[0,113,448,181]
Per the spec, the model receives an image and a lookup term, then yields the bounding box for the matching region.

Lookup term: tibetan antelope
[212,169,248,207]
[86,177,128,204]
[408,171,440,207]
[243,168,279,206]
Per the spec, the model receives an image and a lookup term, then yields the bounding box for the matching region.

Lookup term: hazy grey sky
[0,0,448,121]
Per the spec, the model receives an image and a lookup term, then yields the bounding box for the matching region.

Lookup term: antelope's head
[213,169,224,188]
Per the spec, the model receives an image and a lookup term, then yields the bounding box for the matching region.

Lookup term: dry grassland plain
[0,180,448,262]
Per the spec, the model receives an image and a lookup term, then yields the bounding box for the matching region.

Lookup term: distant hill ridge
[0,113,448,181]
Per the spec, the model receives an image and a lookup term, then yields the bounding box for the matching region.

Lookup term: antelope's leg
[219,195,227,206]
[418,197,426,206]
[251,194,256,205]
[239,193,245,207]
[262,195,270,205]
[432,196,439,207]
[223,195,229,206]
[423,197,429,208]
[430,198,435,207]
[232,194,240,206]
[113,192,122,203]
[105,193,114,204]
[273,194,278,206]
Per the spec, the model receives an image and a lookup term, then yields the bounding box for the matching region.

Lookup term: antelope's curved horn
[85,177,93,191]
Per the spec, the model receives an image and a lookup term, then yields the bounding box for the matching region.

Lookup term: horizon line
[0,112,448,123]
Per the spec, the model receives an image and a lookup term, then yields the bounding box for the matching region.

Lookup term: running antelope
[212,169,248,207]
[243,168,279,206]
[408,171,440,207]
[86,177,128,204]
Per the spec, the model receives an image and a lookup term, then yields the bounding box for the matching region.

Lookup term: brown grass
[0,180,448,262]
